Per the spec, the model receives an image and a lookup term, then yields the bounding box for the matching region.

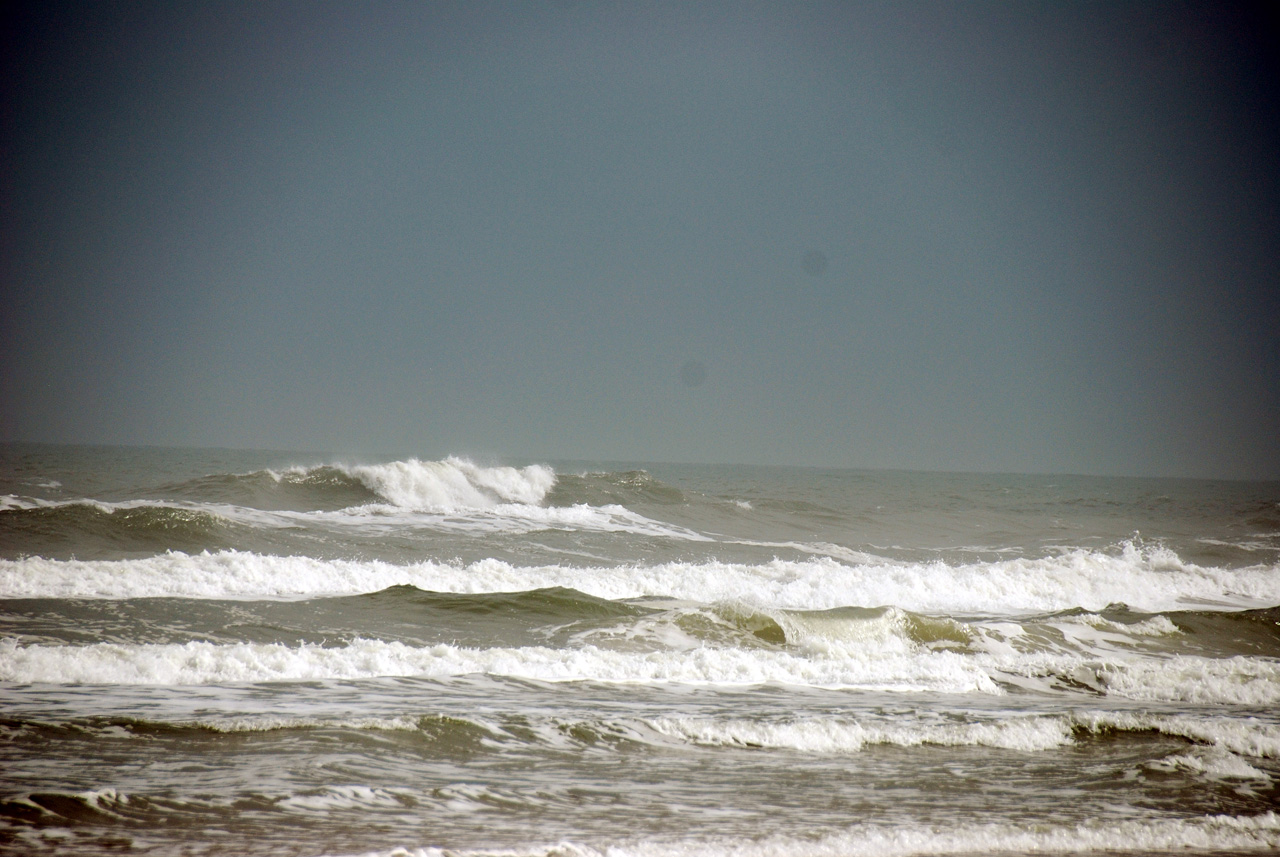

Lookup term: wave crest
[153,457,557,513]
[339,457,556,511]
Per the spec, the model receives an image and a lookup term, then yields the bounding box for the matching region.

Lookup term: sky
[2,0,1278,478]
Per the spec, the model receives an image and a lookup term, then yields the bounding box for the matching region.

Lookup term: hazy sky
[3,1,1278,478]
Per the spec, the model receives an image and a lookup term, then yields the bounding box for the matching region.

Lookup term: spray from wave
[137,457,559,513]
[321,458,557,511]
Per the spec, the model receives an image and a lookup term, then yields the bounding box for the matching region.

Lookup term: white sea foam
[0,495,276,527]
[1,494,32,511]
[312,500,709,540]
[651,709,1280,759]
[352,458,556,509]
[196,715,426,734]
[729,538,888,565]
[0,551,416,600]
[5,495,703,542]
[280,785,421,814]
[6,636,1279,704]
[1065,613,1182,636]
[647,714,1073,753]
[2,455,706,544]
[3,547,1276,612]
[291,457,557,511]
[1072,710,1280,758]
[0,637,1001,693]
[1087,654,1280,705]
[329,812,1280,857]
[963,613,1184,662]
[1199,537,1280,553]
[1147,747,1271,782]
[24,708,1280,765]
[976,649,1280,705]
[0,495,182,514]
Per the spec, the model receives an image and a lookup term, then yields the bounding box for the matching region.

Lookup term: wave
[153,465,378,511]
[0,499,236,557]
[154,457,556,513]
[339,458,556,511]
[545,470,685,507]
[324,813,1280,857]
[303,498,708,540]
[650,709,1280,762]
[1,459,714,553]
[570,603,974,657]
[1016,652,1280,705]
[353,583,647,621]
[0,712,1089,755]
[3,545,1276,612]
[7,790,1278,856]
[7,791,1276,857]
[0,584,658,650]
[5,580,1273,665]
[7,706,1279,761]
[2,495,706,562]
[0,636,1003,693]
[647,713,1074,754]
[6,633,1280,703]
[132,459,700,537]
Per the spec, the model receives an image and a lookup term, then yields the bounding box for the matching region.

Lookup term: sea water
[1,444,1278,856]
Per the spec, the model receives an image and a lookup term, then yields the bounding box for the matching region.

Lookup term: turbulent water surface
[2,444,1279,856]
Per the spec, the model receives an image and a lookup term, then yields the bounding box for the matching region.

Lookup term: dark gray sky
[3,0,1278,478]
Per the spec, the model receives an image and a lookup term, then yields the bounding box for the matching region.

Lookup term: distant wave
[336,457,556,511]
[158,458,700,514]
[159,457,556,513]
[160,465,380,511]
[1,458,709,555]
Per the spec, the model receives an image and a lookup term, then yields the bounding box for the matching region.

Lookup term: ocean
[1,443,1278,856]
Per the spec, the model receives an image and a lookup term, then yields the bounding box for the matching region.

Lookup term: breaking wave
[3,545,1276,612]
[6,631,1280,703]
[162,457,557,512]
[337,458,556,511]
